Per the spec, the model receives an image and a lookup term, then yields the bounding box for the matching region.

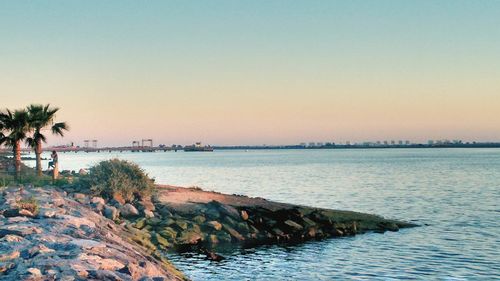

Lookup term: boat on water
[183,142,214,152]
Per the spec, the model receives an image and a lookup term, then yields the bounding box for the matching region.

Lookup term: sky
[1,1,499,146]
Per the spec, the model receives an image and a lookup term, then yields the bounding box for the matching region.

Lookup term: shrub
[79,159,154,202]
[17,197,39,215]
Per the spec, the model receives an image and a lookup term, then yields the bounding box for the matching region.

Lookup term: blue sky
[1,1,499,146]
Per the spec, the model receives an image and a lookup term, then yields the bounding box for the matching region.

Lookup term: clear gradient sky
[1,1,499,146]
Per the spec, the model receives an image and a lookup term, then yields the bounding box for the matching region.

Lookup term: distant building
[383,141,388,145]
[398,140,403,145]
[428,140,434,145]
[391,140,396,145]
[308,142,316,147]
[405,141,410,145]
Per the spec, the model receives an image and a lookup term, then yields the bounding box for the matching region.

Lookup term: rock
[52,198,65,207]
[0,250,20,262]
[2,208,20,217]
[0,262,15,275]
[192,215,206,224]
[92,202,105,213]
[73,193,86,200]
[240,210,249,221]
[223,224,245,241]
[203,250,225,262]
[138,199,155,212]
[18,209,35,217]
[78,168,88,175]
[144,210,155,218]
[120,203,139,218]
[6,217,29,224]
[158,227,177,241]
[0,234,23,242]
[21,245,55,259]
[206,221,222,231]
[153,233,170,248]
[71,239,106,249]
[118,263,140,280]
[78,253,125,271]
[46,269,58,278]
[271,228,285,236]
[208,201,240,219]
[103,205,120,221]
[91,197,106,205]
[301,217,317,228]
[40,209,56,218]
[307,227,317,238]
[284,220,304,232]
[207,234,219,244]
[146,217,162,227]
[173,220,188,231]
[87,269,126,280]
[160,218,176,227]
[134,218,147,229]
[158,207,172,217]
[203,207,220,219]
[26,268,42,277]
[216,232,232,243]
[177,230,203,245]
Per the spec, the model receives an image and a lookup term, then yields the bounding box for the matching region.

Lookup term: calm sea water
[28,148,500,280]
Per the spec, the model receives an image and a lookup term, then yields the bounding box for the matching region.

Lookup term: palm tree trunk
[14,140,21,180]
[35,141,43,177]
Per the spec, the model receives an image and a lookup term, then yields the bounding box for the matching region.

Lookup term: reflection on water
[29,148,500,280]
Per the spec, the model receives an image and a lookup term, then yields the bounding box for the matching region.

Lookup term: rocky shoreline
[1,182,418,280]
[0,185,186,280]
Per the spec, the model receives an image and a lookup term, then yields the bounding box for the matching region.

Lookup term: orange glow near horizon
[1,1,499,146]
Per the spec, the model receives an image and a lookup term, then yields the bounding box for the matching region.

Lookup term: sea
[27,148,500,280]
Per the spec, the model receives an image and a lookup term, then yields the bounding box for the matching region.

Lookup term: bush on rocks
[16,197,39,216]
[78,159,154,203]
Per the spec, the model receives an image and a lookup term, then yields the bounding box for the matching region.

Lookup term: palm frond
[25,137,36,148]
[52,122,69,136]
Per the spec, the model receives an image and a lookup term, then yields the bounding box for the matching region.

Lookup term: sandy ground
[155,185,295,212]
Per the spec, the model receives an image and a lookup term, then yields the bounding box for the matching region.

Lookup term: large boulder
[177,230,202,246]
[103,205,120,221]
[90,197,106,205]
[143,209,155,219]
[120,203,139,218]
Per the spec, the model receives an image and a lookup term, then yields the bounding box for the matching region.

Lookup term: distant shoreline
[2,142,500,154]
[213,143,500,150]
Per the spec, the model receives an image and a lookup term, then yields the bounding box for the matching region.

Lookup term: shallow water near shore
[29,148,500,280]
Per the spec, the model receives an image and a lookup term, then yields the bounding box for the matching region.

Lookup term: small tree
[26,104,69,176]
[0,109,30,179]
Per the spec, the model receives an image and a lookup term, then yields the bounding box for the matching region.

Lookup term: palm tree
[26,104,69,176]
[0,109,31,179]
